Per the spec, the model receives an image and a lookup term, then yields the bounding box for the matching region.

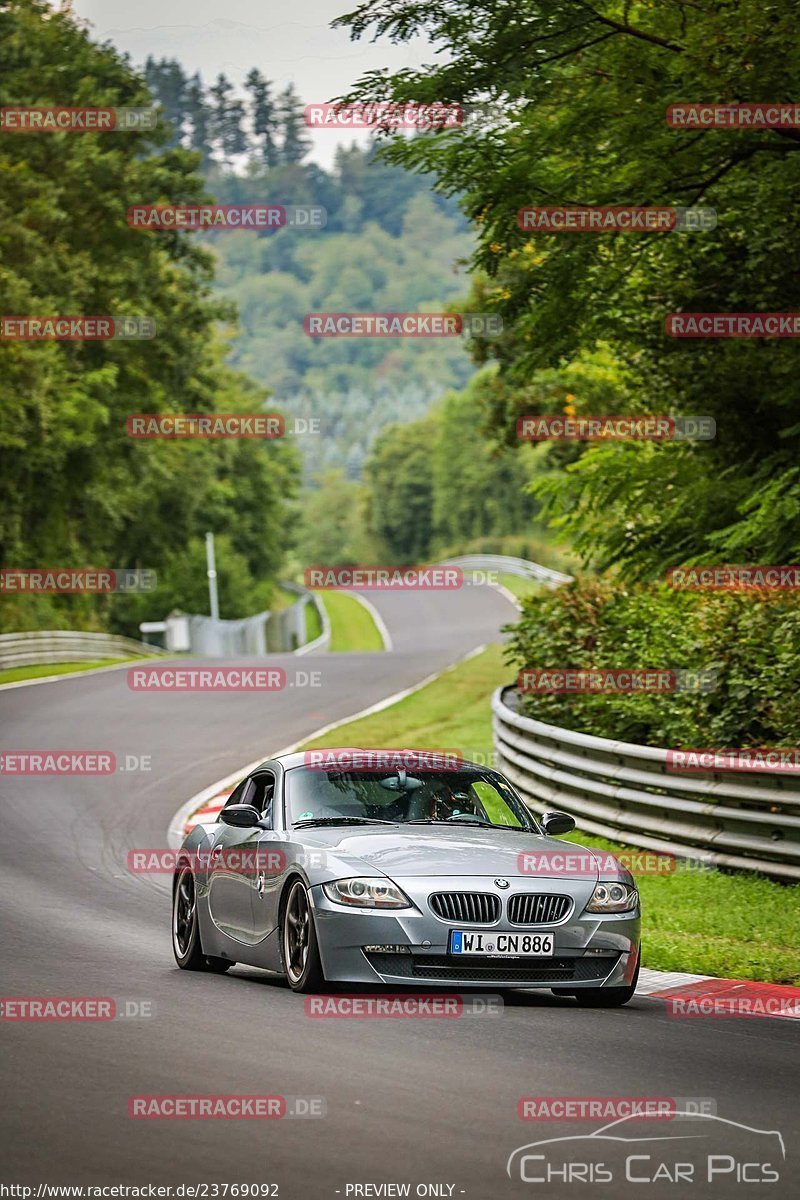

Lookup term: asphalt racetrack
[1,583,798,1197]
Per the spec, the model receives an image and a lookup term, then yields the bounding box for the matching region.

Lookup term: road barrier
[0,630,165,670]
[493,685,800,881]
[440,553,573,589]
[138,585,328,658]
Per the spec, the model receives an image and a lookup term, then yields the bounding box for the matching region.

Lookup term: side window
[471,780,523,828]
[219,773,275,824]
[222,779,249,812]
[255,772,276,828]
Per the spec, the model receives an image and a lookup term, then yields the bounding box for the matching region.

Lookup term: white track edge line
[343,591,393,651]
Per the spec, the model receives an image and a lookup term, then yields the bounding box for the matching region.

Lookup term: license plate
[449,930,554,957]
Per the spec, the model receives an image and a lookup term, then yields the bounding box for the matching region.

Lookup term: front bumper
[309,877,640,989]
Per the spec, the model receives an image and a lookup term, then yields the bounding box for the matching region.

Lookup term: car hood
[293,826,605,881]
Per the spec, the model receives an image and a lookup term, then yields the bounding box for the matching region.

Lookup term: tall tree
[245,68,279,168]
[0,0,297,634]
[186,72,213,169]
[363,420,437,562]
[278,83,311,164]
[209,73,248,164]
[336,0,800,577]
[143,56,188,147]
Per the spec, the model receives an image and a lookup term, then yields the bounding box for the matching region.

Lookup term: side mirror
[220,804,262,829]
[541,810,576,836]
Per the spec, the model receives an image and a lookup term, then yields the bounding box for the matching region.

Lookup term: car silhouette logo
[495,878,509,888]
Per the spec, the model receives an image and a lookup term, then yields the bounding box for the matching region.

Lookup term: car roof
[260,749,490,772]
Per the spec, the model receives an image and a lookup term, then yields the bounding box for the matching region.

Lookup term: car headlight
[322,877,411,909]
[585,881,639,913]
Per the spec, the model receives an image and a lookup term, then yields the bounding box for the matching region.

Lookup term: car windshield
[285,766,537,831]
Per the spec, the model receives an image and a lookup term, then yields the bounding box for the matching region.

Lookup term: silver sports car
[172,750,641,1005]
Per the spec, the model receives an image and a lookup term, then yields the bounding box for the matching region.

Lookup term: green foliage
[210,174,475,479]
[506,579,800,746]
[431,372,542,549]
[292,470,373,568]
[145,56,477,479]
[364,418,437,562]
[0,0,298,634]
[361,371,545,562]
[337,0,800,576]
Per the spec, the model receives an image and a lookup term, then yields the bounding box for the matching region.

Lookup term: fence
[158,586,328,657]
[0,630,165,671]
[493,685,800,881]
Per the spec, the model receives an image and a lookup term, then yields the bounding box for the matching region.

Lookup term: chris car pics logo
[507,1112,784,1186]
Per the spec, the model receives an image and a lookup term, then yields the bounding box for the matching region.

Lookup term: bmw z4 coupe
[172,750,641,1005]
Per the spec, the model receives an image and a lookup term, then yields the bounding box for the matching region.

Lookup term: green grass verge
[316,591,384,653]
[270,585,302,612]
[296,642,800,985]
[304,597,323,645]
[496,573,547,603]
[0,657,153,685]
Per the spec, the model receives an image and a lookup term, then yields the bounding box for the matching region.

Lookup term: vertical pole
[205,531,220,620]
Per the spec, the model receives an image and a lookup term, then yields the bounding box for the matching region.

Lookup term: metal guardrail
[140,583,329,658]
[440,553,573,590]
[493,685,800,881]
[0,630,164,670]
[292,588,331,656]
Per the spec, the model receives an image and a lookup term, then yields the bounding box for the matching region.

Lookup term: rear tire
[281,879,325,993]
[172,866,234,973]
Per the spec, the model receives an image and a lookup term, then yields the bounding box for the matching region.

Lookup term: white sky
[70,0,437,166]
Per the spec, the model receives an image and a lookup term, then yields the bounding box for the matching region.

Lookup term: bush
[505,578,800,747]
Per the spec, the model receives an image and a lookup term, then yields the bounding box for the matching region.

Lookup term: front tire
[281,879,325,993]
[172,866,233,973]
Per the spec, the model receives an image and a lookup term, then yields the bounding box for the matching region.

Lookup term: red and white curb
[639,968,800,1020]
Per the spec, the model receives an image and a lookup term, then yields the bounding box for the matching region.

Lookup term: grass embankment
[295,643,800,985]
[0,658,148,685]
[496,574,547,603]
[314,591,385,653]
